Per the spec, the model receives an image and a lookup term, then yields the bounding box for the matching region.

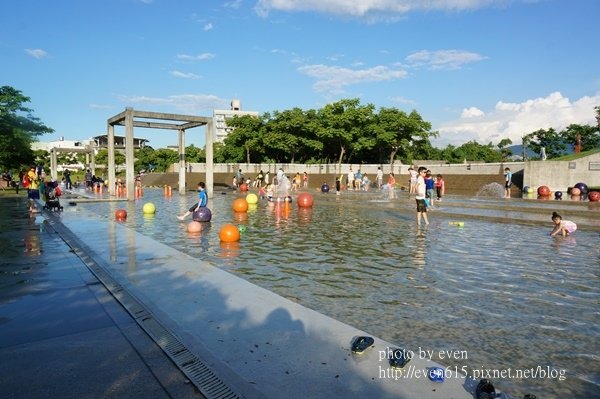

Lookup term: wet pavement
[0,196,204,399]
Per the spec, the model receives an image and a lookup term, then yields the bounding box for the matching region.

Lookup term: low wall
[524,152,600,191]
[179,161,524,177]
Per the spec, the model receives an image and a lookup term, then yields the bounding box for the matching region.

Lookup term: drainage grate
[45,214,240,399]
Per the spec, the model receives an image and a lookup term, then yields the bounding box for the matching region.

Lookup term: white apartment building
[213,99,259,143]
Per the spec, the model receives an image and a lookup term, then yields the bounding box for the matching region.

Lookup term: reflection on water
[77,189,600,398]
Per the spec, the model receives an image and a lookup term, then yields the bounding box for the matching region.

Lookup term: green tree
[453,141,501,162]
[372,108,436,167]
[561,124,599,152]
[523,128,566,159]
[316,98,375,165]
[134,147,155,172]
[151,149,179,172]
[185,144,205,163]
[33,149,50,172]
[497,138,513,161]
[224,114,265,163]
[95,149,126,170]
[0,86,53,170]
[265,108,323,163]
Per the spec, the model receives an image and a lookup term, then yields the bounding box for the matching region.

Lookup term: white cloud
[120,94,228,114]
[89,103,113,110]
[204,23,213,31]
[177,53,216,62]
[25,48,48,59]
[405,50,487,70]
[225,0,243,9]
[390,96,416,105]
[298,64,407,93]
[170,70,202,79]
[461,107,484,118]
[435,92,600,146]
[255,0,519,18]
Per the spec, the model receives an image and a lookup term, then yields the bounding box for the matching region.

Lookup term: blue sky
[2,0,599,150]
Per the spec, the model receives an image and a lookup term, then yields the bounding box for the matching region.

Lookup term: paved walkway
[0,196,204,399]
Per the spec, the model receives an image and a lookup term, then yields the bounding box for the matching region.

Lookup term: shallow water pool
[71,188,599,398]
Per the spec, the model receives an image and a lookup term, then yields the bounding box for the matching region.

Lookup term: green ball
[142,202,156,214]
[237,224,247,233]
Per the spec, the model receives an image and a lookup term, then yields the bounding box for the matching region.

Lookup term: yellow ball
[246,193,258,205]
[142,202,156,214]
[527,187,533,194]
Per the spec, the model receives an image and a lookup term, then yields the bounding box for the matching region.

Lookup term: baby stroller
[43,181,63,211]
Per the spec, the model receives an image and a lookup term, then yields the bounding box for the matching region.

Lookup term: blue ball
[574,182,588,195]
[554,191,563,200]
[523,186,529,193]
[321,183,330,193]
[192,207,212,222]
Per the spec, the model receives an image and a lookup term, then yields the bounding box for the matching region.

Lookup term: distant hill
[505,144,537,160]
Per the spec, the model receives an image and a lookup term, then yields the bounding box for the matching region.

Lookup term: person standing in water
[376,167,384,190]
[415,167,429,226]
[504,167,512,198]
[435,174,445,201]
[387,172,396,199]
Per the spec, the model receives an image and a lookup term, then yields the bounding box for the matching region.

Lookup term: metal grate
[45,214,240,399]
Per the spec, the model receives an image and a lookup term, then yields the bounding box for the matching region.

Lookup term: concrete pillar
[108,122,116,196]
[125,107,135,200]
[50,149,57,181]
[206,120,214,199]
[178,128,186,194]
[90,150,96,176]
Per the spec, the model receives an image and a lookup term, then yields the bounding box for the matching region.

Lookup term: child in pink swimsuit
[550,211,577,237]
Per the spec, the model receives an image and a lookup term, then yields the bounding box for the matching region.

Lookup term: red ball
[239,183,248,192]
[297,192,314,208]
[588,191,600,202]
[115,209,127,219]
[537,186,550,196]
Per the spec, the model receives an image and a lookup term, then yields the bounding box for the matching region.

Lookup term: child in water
[550,212,577,237]
[177,182,207,220]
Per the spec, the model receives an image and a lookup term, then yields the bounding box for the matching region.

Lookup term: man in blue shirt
[177,182,208,220]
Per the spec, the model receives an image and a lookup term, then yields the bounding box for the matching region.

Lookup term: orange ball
[219,223,240,242]
[232,198,248,213]
[115,209,127,219]
[187,221,202,233]
[297,192,314,208]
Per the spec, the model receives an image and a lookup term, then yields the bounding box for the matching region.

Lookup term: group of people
[232,168,310,193]
[345,168,372,191]
[406,166,446,225]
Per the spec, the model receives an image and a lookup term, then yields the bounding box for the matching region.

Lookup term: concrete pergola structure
[49,146,95,182]
[107,108,214,200]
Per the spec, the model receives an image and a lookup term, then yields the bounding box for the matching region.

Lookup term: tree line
[1,86,599,174]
